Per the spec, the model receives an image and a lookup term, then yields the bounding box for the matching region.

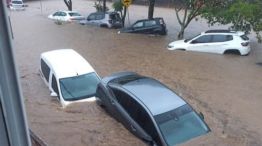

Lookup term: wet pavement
[8,0,262,145]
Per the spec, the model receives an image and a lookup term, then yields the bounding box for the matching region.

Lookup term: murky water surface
[9,0,262,145]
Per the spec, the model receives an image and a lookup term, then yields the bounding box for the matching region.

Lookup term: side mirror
[199,112,205,120]
[50,92,58,97]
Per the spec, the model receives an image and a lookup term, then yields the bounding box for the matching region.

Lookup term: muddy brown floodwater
[8,0,262,146]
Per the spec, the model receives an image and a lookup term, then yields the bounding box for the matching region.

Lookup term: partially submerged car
[96,72,210,146]
[48,11,85,23]
[79,12,122,28]
[40,49,100,107]
[168,29,251,55]
[119,18,167,35]
[9,0,25,11]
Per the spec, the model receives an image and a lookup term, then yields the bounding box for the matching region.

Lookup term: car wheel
[224,49,241,55]
[100,24,108,28]
[177,48,186,51]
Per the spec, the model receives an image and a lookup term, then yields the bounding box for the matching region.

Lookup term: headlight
[167,45,173,48]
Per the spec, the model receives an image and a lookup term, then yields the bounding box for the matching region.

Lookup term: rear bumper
[240,46,251,55]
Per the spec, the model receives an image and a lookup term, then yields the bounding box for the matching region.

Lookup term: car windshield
[59,72,100,101]
[154,104,210,146]
[12,1,23,4]
[184,34,201,42]
[68,12,81,17]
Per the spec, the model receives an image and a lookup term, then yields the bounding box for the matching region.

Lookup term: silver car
[80,12,122,28]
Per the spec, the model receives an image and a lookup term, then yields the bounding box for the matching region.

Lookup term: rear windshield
[240,35,249,41]
[12,1,23,4]
[68,12,81,17]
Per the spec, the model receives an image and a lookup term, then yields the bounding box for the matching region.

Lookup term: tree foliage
[112,0,127,27]
[202,0,262,42]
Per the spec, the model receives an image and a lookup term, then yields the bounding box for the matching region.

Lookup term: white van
[40,49,100,107]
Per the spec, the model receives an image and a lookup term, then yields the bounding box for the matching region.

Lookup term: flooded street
[8,0,262,145]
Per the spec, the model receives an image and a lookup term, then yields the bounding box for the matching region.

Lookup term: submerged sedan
[96,72,210,146]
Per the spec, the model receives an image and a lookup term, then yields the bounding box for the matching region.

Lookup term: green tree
[202,0,262,42]
[173,0,207,39]
[112,1,127,27]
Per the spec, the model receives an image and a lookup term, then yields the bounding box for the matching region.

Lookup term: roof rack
[205,29,236,33]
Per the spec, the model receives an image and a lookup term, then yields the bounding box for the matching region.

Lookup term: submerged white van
[40,49,100,107]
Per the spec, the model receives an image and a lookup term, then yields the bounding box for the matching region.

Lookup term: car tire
[100,24,108,28]
[224,49,241,55]
[177,48,186,51]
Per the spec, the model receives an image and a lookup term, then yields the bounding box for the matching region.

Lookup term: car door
[52,12,61,20]
[109,86,153,142]
[59,12,68,21]
[187,35,213,53]
[87,13,97,25]
[131,21,145,33]
[144,20,158,34]
[210,35,233,54]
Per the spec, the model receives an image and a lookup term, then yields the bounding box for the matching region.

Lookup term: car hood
[168,40,187,49]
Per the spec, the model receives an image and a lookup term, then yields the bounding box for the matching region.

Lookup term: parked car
[40,49,100,107]
[168,29,251,55]
[48,11,85,23]
[79,12,122,28]
[119,18,167,35]
[9,0,25,11]
[95,72,210,146]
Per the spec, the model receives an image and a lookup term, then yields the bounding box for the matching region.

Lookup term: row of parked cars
[48,10,167,35]
[40,49,210,146]
[48,10,251,56]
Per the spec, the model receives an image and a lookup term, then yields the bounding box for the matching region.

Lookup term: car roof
[108,74,186,116]
[135,17,164,22]
[203,29,245,36]
[41,49,95,79]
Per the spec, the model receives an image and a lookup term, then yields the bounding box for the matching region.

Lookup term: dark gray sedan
[95,72,210,146]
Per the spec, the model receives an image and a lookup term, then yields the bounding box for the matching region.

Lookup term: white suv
[168,30,251,55]
[40,49,100,107]
[9,0,25,11]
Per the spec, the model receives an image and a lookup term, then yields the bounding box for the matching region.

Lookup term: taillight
[241,42,249,46]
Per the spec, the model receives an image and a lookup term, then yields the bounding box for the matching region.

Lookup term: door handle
[131,125,136,132]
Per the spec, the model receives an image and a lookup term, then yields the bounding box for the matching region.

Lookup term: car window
[60,12,67,17]
[109,13,120,20]
[113,89,162,145]
[212,35,233,42]
[192,35,212,43]
[12,1,22,4]
[88,14,96,20]
[240,35,249,41]
[68,12,81,17]
[95,14,104,20]
[133,21,144,28]
[144,20,157,27]
[40,59,50,82]
[51,75,59,96]
[53,12,60,16]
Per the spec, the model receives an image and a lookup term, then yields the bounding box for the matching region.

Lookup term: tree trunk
[64,0,72,11]
[122,6,127,27]
[178,26,185,39]
[148,0,155,19]
[103,0,106,12]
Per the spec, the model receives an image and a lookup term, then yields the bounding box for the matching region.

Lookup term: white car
[168,30,251,55]
[9,0,25,11]
[48,11,85,23]
[40,49,101,107]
